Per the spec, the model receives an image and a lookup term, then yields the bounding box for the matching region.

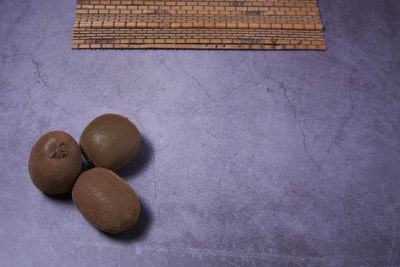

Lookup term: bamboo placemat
[72,0,326,50]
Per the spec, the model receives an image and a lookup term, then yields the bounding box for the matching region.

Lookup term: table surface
[1,0,400,266]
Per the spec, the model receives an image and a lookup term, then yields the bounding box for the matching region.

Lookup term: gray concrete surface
[1,0,400,266]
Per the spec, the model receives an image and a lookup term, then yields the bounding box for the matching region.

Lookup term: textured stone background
[1,0,400,266]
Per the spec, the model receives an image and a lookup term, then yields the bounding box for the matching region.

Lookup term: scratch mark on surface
[4,0,32,44]
[49,244,57,257]
[262,53,272,80]
[53,103,75,117]
[10,80,36,142]
[156,103,207,153]
[0,53,31,64]
[31,56,50,88]
[8,52,52,141]
[182,70,211,99]
[327,69,356,154]
[281,82,322,172]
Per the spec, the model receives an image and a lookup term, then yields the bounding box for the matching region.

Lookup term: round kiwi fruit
[80,114,141,171]
[28,131,82,195]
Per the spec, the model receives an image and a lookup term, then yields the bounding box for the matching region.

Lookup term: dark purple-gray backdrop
[1,0,400,266]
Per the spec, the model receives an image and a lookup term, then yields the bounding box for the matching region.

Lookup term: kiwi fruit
[80,114,141,171]
[72,167,141,233]
[28,131,82,195]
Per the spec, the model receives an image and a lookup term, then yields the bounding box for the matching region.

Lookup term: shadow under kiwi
[81,155,93,172]
[115,135,153,179]
[102,197,153,242]
[43,190,73,204]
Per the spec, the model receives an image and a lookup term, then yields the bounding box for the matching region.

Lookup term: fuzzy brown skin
[80,114,141,171]
[28,131,82,195]
[72,167,141,234]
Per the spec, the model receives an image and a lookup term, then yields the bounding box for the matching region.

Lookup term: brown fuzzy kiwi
[80,114,141,171]
[72,167,141,234]
[28,131,82,195]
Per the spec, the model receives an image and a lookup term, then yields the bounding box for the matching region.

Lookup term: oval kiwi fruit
[72,167,141,233]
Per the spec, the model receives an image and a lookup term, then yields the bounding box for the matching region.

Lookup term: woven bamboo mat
[72,0,326,50]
